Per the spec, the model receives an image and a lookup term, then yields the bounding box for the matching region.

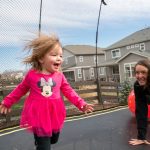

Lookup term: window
[99,67,105,75]
[90,68,94,77]
[124,63,136,79]
[126,46,130,49]
[140,43,145,51]
[77,69,82,78]
[79,56,83,62]
[135,44,139,48]
[112,66,119,74]
[111,49,120,58]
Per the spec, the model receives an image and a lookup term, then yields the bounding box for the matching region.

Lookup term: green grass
[0,96,24,110]
[12,98,25,110]
[0,96,3,101]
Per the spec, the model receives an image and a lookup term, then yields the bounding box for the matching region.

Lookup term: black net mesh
[0,0,41,73]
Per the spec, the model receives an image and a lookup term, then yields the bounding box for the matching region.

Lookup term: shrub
[118,81,132,105]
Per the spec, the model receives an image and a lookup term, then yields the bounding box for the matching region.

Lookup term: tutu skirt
[20,96,66,137]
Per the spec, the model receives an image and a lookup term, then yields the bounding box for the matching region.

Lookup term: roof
[99,50,150,66]
[116,50,150,63]
[63,45,104,55]
[105,27,150,50]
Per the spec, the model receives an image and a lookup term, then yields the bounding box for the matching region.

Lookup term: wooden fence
[0,80,120,129]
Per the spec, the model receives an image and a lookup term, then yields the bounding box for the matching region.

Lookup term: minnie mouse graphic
[38,77,56,97]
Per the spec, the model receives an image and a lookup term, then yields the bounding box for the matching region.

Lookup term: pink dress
[2,69,86,136]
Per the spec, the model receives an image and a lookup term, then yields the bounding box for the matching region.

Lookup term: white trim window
[124,63,136,79]
[90,68,94,77]
[111,49,121,58]
[135,44,139,48]
[126,46,130,50]
[139,43,145,51]
[79,56,83,62]
[99,67,105,75]
[77,68,82,78]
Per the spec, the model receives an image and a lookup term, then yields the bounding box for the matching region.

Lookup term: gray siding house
[101,27,150,83]
[62,45,105,81]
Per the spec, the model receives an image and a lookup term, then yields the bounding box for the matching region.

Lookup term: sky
[0,0,150,73]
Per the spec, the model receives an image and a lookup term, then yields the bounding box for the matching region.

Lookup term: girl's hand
[129,139,150,145]
[0,104,11,114]
[82,104,94,114]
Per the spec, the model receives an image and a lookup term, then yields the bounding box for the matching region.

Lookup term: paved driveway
[0,107,150,150]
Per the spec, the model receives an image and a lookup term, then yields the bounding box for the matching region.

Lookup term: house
[62,45,105,81]
[101,27,150,83]
[1,70,24,86]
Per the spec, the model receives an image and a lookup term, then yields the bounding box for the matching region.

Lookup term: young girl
[0,33,94,150]
[129,59,150,145]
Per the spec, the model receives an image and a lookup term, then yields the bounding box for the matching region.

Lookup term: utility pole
[39,0,43,36]
[95,0,107,104]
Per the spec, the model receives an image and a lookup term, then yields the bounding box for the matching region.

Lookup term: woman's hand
[0,104,11,114]
[129,139,150,145]
[82,103,94,114]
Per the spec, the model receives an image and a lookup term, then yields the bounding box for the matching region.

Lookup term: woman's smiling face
[135,64,148,86]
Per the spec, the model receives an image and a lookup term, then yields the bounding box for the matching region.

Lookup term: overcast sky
[0,0,150,73]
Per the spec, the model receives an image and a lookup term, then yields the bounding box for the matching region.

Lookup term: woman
[129,59,150,145]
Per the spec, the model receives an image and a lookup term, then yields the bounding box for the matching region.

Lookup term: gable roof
[116,50,150,63]
[63,45,104,55]
[99,50,150,66]
[105,27,150,50]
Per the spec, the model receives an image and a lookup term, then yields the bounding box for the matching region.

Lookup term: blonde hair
[23,33,61,71]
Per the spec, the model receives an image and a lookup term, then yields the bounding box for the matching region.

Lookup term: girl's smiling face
[39,44,63,74]
[135,64,148,86]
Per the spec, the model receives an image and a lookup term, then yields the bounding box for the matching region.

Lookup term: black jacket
[134,81,150,140]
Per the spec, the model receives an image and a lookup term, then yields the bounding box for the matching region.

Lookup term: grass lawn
[12,99,24,110]
[0,95,24,110]
[0,96,2,102]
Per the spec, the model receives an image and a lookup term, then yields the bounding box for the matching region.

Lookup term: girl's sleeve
[60,73,86,110]
[134,82,148,140]
[1,71,30,108]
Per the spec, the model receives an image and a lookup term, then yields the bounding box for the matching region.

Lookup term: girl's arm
[1,72,30,109]
[60,74,94,113]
